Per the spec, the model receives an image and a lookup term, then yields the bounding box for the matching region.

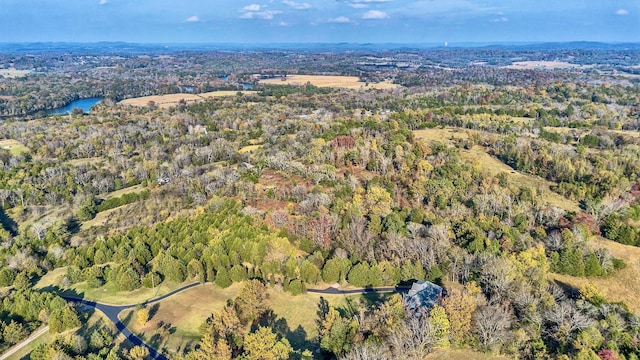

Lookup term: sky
[0,0,638,44]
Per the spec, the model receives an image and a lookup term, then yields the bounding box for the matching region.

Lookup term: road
[307,285,410,295]
[62,282,201,360]
[0,326,49,360]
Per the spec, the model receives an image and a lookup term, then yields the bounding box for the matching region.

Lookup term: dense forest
[1,46,640,359]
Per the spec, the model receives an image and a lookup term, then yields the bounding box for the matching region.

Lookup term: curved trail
[62,282,201,360]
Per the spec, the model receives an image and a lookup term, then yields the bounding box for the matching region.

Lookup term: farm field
[0,68,31,78]
[503,61,584,69]
[119,90,255,108]
[259,74,399,89]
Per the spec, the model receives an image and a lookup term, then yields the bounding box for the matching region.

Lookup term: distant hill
[0,41,639,53]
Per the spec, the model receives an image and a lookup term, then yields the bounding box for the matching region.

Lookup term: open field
[0,139,30,156]
[551,237,640,314]
[123,283,388,356]
[81,205,127,228]
[425,349,508,360]
[119,91,255,108]
[0,68,31,78]
[238,144,263,154]
[35,267,193,306]
[414,128,580,212]
[259,75,399,89]
[68,157,105,166]
[504,61,583,70]
[102,184,145,199]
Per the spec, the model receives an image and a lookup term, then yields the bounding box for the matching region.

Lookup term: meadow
[259,74,399,89]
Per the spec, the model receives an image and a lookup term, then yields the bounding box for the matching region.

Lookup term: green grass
[35,268,195,306]
[0,139,30,156]
[3,330,52,360]
[119,282,391,357]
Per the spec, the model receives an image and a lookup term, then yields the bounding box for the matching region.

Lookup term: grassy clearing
[68,157,105,166]
[413,129,580,212]
[122,283,242,355]
[81,203,134,228]
[0,68,31,78]
[259,75,399,89]
[425,349,508,360]
[0,139,30,156]
[238,144,263,154]
[102,184,145,199]
[119,91,255,108]
[35,268,194,306]
[504,61,582,70]
[122,283,389,356]
[551,236,640,314]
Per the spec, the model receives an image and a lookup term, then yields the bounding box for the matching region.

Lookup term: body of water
[46,97,103,115]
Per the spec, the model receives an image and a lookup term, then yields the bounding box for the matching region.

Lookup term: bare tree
[473,304,513,351]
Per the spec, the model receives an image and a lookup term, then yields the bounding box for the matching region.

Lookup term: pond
[46,97,103,115]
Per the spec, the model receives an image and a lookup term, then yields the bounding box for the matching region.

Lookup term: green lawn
[35,267,195,306]
[120,282,391,357]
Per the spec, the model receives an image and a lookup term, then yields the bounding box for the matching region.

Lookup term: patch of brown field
[238,144,263,154]
[0,95,15,100]
[0,68,31,78]
[504,61,583,70]
[551,237,640,314]
[543,126,578,135]
[413,129,580,212]
[258,169,308,191]
[82,202,136,228]
[68,157,105,166]
[259,75,399,89]
[102,184,146,199]
[611,129,640,138]
[119,91,255,108]
[425,349,508,360]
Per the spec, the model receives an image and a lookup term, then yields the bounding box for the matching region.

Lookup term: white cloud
[283,0,311,10]
[241,10,282,19]
[362,10,389,19]
[339,0,391,8]
[186,16,200,22]
[277,21,289,26]
[240,4,282,19]
[99,0,108,4]
[615,8,629,16]
[329,16,351,23]
[243,4,262,11]
[490,16,508,22]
